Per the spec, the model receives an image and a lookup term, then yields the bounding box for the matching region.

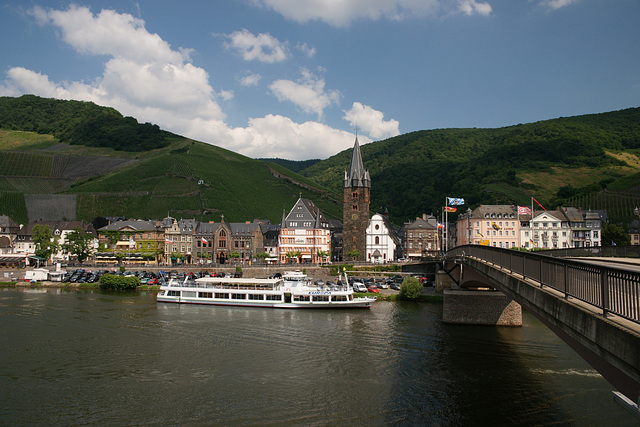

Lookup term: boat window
[265,295,281,301]
[199,292,213,298]
[248,294,264,300]
[332,295,347,302]
[215,293,229,299]
[231,293,246,300]
[167,290,180,297]
[313,295,330,302]
[182,291,196,298]
[294,295,310,302]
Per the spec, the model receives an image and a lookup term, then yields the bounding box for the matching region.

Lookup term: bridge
[442,245,640,412]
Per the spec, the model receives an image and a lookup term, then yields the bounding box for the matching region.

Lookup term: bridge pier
[443,289,522,326]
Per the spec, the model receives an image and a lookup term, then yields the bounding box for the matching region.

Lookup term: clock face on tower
[352,213,359,220]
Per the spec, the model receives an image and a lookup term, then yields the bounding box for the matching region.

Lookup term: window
[215,293,229,299]
[352,192,359,198]
[375,236,380,244]
[375,224,380,230]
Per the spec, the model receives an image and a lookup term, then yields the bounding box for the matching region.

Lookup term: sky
[1,1,639,160]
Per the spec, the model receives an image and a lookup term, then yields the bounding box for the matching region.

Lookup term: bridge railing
[447,245,640,325]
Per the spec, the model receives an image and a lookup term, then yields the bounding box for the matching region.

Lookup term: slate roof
[344,136,371,189]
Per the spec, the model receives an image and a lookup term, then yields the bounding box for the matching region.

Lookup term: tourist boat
[156,270,376,308]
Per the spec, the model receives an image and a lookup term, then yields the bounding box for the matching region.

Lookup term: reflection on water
[0,288,635,426]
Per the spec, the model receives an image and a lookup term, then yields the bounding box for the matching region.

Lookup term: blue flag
[447,197,465,206]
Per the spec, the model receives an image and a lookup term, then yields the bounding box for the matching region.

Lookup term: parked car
[366,285,379,293]
[353,282,367,293]
[390,283,401,290]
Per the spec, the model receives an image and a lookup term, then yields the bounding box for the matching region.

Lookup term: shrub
[99,274,140,290]
[399,276,422,300]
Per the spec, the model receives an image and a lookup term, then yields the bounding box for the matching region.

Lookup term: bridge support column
[436,270,457,292]
[443,289,522,326]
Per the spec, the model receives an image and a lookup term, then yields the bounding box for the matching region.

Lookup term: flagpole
[531,197,534,249]
[445,197,448,253]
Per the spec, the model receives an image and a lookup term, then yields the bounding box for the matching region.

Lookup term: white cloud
[224,28,288,63]
[540,0,580,10]
[458,0,492,16]
[296,42,317,58]
[269,69,341,119]
[343,102,400,139]
[239,73,262,86]
[235,114,366,159]
[0,5,359,160]
[219,90,234,101]
[253,0,491,26]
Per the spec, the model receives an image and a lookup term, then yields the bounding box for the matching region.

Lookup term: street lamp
[634,206,640,234]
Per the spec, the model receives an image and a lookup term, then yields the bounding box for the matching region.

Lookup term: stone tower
[342,137,370,262]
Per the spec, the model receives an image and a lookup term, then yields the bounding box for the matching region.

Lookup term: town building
[401,214,440,259]
[163,218,197,264]
[342,137,370,262]
[279,197,331,264]
[0,215,20,254]
[456,205,521,249]
[365,213,401,263]
[97,219,164,264]
[229,220,264,264]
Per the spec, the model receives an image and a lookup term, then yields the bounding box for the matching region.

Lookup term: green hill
[1,95,639,227]
[300,108,640,225]
[0,96,342,224]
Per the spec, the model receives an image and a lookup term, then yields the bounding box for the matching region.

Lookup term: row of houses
[454,205,604,249]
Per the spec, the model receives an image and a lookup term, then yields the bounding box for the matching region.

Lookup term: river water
[0,288,636,426]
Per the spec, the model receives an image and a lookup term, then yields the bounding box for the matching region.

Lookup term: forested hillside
[301,108,640,225]
[1,95,638,227]
[0,95,176,151]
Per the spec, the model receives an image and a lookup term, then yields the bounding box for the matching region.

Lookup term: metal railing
[447,245,640,325]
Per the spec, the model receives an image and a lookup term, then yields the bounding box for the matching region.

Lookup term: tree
[229,251,241,263]
[32,224,59,263]
[602,223,631,246]
[316,250,330,263]
[399,276,422,300]
[286,250,302,263]
[254,252,270,264]
[345,248,360,262]
[62,228,94,264]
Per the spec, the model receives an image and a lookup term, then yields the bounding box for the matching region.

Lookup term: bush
[399,276,422,300]
[99,274,140,290]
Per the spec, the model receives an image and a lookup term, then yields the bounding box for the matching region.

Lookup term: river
[0,288,636,426]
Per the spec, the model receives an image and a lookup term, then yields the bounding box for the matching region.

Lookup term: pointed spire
[344,136,370,188]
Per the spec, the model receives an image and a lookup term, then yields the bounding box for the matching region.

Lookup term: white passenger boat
[157,271,376,309]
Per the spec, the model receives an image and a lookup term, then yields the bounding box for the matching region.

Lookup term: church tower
[342,136,370,262]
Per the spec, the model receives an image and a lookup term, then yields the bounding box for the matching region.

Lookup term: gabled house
[279,197,331,264]
[401,214,440,259]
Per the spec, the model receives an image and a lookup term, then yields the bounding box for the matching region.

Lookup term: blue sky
[1,0,639,160]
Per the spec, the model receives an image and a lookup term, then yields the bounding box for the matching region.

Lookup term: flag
[444,206,457,212]
[518,206,532,215]
[165,238,172,243]
[437,223,444,229]
[532,197,546,211]
[477,231,484,237]
[202,237,208,244]
[447,197,465,206]
[491,222,501,230]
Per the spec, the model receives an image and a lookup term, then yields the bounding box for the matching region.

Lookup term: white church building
[365,213,401,263]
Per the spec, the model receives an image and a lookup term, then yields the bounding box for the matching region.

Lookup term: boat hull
[156,295,375,309]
